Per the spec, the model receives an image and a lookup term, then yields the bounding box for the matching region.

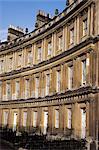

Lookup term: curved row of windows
[0,56,89,101]
[2,104,86,138]
[0,4,94,74]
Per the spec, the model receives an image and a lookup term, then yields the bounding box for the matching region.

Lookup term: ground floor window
[3,111,8,126]
[81,108,86,138]
[23,111,27,127]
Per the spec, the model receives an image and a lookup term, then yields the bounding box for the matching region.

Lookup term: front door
[43,111,48,135]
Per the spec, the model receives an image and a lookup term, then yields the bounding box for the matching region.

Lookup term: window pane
[33,111,37,127]
[23,112,27,127]
[55,109,59,128]
[67,108,72,129]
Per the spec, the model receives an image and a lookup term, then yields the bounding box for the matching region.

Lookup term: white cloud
[0,29,7,42]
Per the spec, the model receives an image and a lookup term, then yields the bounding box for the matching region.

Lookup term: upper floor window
[56,70,61,93]
[48,42,52,56]
[18,53,22,67]
[58,35,63,50]
[83,19,88,36]
[6,82,11,100]
[27,51,32,65]
[46,74,50,96]
[82,59,87,85]
[68,65,73,89]
[9,57,13,70]
[55,109,59,128]
[38,47,42,62]
[35,77,39,98]
[0,81,2,100]
[15,81,20,99]
[25,79,30,98]
[0,59,4,72]
[70,28,74,44]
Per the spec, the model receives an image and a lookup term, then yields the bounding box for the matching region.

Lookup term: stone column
[74,17,77,45]
[62,26,65,52]
[90,3,94,35]
[88,6,91,36]
[76,16,80,44]
[53,32,57,56]
[86,52,90,85]
[65,25,68,50]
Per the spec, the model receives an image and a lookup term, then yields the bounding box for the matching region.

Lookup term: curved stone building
[0,0,99,149]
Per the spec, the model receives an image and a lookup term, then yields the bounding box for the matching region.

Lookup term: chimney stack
[35,10,52,29]
[7,25,24,41]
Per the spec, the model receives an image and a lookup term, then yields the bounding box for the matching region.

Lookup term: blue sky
[0,0,66,41]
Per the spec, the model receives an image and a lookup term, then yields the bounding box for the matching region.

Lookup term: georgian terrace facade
[0,0,99,143]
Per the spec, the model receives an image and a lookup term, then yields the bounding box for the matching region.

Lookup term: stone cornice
[0,0,94,53]
[0,36,98,78]
[0,86,98,107]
